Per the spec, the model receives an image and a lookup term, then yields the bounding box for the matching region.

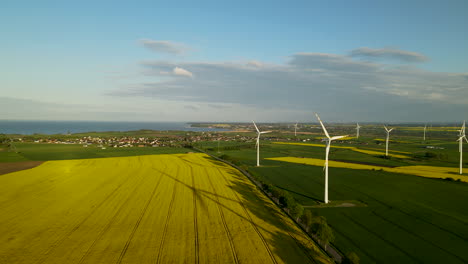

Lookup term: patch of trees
[412,151,448,160]
[216,151,359,263]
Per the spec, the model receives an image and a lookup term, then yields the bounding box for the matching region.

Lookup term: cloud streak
[140,39,189,55]
[108,49,468,122]
[350,47,429,63]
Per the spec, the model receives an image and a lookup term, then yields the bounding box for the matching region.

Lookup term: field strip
[267,156,468,182]
[213,166,277,264]
[0,153,331,264]
[35,163,138,264]
[215,165,321,264]
[210,162,328,264]
[371,210,467,262]
[341,213,423,263]
[272,142,410,158]
[205,167,241,264]
[190,166,200,264]
[77,163,155,263]
[156,165,180,264]
[116,164,167,264]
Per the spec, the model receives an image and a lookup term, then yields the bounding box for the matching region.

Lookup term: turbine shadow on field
[201,156,329,263]
[276,186,322,203]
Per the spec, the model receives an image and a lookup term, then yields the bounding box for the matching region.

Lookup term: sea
[0,120,227,135]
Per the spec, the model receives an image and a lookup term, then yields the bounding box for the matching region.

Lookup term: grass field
[267,156,468,182]
[0,143,187,163]
[203,140,468,263]
[0,153,330,264]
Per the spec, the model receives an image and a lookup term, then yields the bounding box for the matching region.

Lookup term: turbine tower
[315,113,347,204]
[356,123,361,139]
[253,121,272,167]
[458,121,467,174]
[294,122,298,137]
[384,125,394,157]
[423,124,427,141]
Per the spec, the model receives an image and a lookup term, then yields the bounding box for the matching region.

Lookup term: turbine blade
[252,120,260,133]
[315,113,330,139]
[384,125,389,132]
[260,131,272,134]
[388,128,394,133]
[330,135,348,141]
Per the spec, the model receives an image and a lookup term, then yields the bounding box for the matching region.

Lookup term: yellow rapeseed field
[0,153,330,264]
[273,142,411,159]
[267,157,468,182]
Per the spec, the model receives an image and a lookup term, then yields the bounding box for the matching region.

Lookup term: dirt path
[0,161,44,175]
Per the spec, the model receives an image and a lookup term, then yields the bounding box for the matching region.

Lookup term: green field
[0,153,330,263]
[202,139,468,263]
[0,142,187,162]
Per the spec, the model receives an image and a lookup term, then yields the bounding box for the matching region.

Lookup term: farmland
[200,136,468,264]
[0,153,330,263]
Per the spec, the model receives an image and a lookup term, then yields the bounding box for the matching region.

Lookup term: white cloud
[351,47,428,63]
[107,50,468,122]
[173,67,193,78]
[247,60,263,68]
[140,39,189,55]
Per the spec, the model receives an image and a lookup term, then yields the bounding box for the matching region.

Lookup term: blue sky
[1,0,467,122]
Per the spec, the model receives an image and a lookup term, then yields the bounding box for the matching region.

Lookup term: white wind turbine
[458,121,467,174]
[384,125,394,157]
[294,122,298,137]
[356,123,361,139]
[253,121,272,167]
[423,124,427,141]
[315,113,348,204]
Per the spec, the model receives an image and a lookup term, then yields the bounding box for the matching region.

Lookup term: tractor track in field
[35,165,137,264]
[213,167,277,264]
[342,183,468,243]
[329,223,378,263]
[77,168,150,264]
[205,167,240,264]
[155,166,180,264]
[190,166,200,264]
[341,212,423,264]
[213,163,321,264]
[372,210,467,263]
[116,165,167,264]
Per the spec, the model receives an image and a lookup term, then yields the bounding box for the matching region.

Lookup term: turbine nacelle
[384,125,394,133]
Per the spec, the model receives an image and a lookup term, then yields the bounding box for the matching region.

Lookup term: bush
[290,204,304,221]
[300,209,314,229]
[270,186,283,199]
[342,252,360,264]
[279,192,295,208]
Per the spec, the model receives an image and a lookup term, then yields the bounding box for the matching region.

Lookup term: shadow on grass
[202,155,330,263]
[156,154,330,263]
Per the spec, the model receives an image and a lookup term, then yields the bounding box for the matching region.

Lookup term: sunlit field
[202,137,468,263]
[267,156,468,182]
[0,153,330,264]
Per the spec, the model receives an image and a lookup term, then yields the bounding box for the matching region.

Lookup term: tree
[290,203,304,221]
[342,252,360,264]
[279,191,295,208]
[300,209,314,231]
[311,216,334,250]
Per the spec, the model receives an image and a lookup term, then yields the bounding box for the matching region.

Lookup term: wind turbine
[384,125,394,157]
[458,121,467,174]
[253,121,272,167]
[294,122,298,137]
[356,123,361,139]
[423,124,427,141]
[315,113,348,204]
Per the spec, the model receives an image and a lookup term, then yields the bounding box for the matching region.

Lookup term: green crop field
[202,139,468,263]
[0,153,330,264]
[0,142,187,163]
